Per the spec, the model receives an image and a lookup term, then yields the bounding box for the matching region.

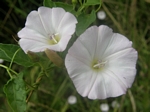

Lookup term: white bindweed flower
[67,95,77,104]
[0,59,4,63]
[111,100,120,108]
[18,7,77,53]
[100,103,109,112]
[65,25,138,99]
[97,10,106,20]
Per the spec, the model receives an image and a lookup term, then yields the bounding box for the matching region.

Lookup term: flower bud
[0,59,4,63]
[72,0,77,4]
[100,103,109,112]
[68,95,77,104]
[45,49,64,67]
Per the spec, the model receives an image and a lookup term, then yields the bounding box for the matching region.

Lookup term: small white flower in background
[97,10,106,20]
[68,95,77,104]
[111,100,120,108]
[18,7,77,53]
[65,25,138,99]
[100,103,109,112]
[0,59,4,63]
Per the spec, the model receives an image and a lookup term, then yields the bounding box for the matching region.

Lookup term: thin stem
[128,90,136,112]
[0,64,18,78]
[79,0,83,5]
[83,0,86,4]
[95,0,102,12]
[61,101,68,112]
[26,90,33,103]
[26,74,43,103]
[78,5,85,12]
[6,69,13,79]
[118,95,125,112]
[25,81,35,90]
[9,48,20,69]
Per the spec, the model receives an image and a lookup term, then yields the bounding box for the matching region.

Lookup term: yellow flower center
[92,60,107,71]
[48,33,60,45]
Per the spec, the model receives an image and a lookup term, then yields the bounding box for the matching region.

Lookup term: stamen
[50,34,58,44]
[93,60,107,69]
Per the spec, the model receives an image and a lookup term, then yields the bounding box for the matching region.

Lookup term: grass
[0,0,150,112]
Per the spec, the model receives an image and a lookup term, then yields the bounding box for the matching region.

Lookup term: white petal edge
[19,39,63,53]
[25,10,47,37]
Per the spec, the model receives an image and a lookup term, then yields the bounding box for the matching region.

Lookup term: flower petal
[94,25,132,59]
[88,71,127,99]
[94,25,114,59]
[19,38,63,53]
[71,71,97,97]
[25,9,48,37]
[51,7,67,31]
[19,39,49,52]
[105,48,138,88]
[37,7,54,34]
[77,26,99,59]
[18,28,47,41]
[57,12,77,35]
[101,33,132,59]
[65,54,91,76]
[67,37,92,66]
[104,70,128,96]
[56,11,77,51]
[87,72,108,99]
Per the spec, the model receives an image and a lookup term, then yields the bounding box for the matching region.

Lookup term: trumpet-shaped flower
[18,7,77,53]
[65,25,138,99]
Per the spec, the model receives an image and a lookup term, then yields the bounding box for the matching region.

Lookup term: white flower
[111,100,120,108]
[97,10,106,20]
[100,103,109,112]
[65,25,138,99]
[0,59,4,63]
[18,6,77,53]
[67,95,77,104]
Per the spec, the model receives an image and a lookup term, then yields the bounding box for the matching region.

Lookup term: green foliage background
[0,0,150,112]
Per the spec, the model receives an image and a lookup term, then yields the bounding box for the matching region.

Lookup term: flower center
[92,60,107,70]
[48,33,60,45]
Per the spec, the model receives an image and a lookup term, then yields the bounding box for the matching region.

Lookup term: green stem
[61,102,68,112]
[78,5,85,12]
[26,73,43,103]
[76,5,85,16]
[128,90,136,112]
[95,0,102,12]
[9,48,20,69]
[25,81,35,91]
[0,64,18,78]
[79,0,83,5]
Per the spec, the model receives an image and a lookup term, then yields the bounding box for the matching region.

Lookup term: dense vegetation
[0,0,150,112]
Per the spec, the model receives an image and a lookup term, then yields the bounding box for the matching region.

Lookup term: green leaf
[76,10,96,36]
[84,0,101,5]
[0,43,34,67]
[43,0,75,13]
[3,73,27,112]
[43,0,56,7]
